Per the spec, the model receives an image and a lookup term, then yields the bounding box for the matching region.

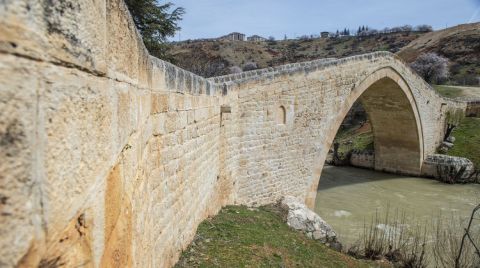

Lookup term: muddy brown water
[315,166,480,247]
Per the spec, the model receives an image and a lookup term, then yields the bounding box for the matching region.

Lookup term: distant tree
[242,62,258,71]
[284,34,288,40]
[267,36,277,45]
[366,28,378,35]
[411,53,449,84]
[400,24,413,32]
[125,0,185,61]
[414,24,433,32]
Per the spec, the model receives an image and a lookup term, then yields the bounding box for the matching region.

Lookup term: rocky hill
[398,23,480,85]
[171,23,480,85]
[171,31,422,77]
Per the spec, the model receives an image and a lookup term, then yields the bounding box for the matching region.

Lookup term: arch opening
[359,77,422,174]
[305,69,424,208]
[325,77,422,175]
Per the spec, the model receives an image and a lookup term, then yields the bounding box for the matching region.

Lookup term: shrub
[242,62,258,71]
[411,53,449,84]
[229,66,242,74]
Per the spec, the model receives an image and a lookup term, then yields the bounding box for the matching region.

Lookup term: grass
[433,85,466,98]
[175,205,386,268]
[447,117,480,168]
[335,124,374,155]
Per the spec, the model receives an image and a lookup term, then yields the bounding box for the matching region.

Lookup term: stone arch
[305,67,424,208]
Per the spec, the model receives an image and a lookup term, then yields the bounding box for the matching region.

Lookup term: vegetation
[172,23,479,83]
[335,125,374,156]
[125,0,184,61]
[175,205,384,268]
[349,206,480,268]
[410,53,449,84]
[349,209,428,267]
[171,31,423,77]
[398,22,480,86]
[433,85,466,98]
[447,117,480,168]
[433,85,480,99]
[174,205,480,268]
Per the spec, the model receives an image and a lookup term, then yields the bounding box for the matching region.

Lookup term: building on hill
[320,32,331,38]
[247,35,267,42]
[219,32,246,41]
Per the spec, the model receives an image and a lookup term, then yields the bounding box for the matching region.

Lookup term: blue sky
[166,0,480,41]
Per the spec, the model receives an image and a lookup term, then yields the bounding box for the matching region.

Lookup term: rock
[438,146,449,154]
[422,154,476,182]
[446,136,456,143]
[442,141,454,149]
[280,196,337,243]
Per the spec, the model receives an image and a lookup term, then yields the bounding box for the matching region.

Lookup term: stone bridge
[0,1,466,267]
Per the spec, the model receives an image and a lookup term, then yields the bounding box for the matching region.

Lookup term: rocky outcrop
[280,196,337,242]
[422,154,476,182]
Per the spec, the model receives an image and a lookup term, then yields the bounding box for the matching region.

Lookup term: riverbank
[433,85,480,99]
[175,205,388,268]
[447,117,480,168]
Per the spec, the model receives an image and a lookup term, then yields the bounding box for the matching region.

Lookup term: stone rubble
[280,196,337,242]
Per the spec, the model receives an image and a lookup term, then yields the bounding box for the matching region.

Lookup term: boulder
[280,196,337,243]
[446,136,456,143]
[442,141,454,149]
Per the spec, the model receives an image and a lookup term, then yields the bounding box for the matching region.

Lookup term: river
[315,166,480,247]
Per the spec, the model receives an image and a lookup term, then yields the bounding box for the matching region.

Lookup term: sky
[166,0,480,41]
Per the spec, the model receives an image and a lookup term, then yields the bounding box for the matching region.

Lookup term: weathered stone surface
[280,196,336,242]
[442,141,454,148]
[422,154,475,180]
[446,136,456,143]
[0,0,474,267]
[350,150,375,169]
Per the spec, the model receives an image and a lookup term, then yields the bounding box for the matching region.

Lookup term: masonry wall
[215,52,466,208]
[0,0,232,267]
[0,0,467,267]
[466,100,480,117]
[350,151,375,169]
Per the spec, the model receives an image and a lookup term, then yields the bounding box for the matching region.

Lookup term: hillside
[398,23,480,85]
[171,23,480,85]
[171,31,423,77]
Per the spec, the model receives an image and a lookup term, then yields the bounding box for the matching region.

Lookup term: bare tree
[411,53,449,84]
[455,204,480,268]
